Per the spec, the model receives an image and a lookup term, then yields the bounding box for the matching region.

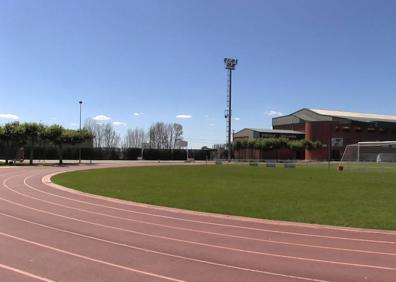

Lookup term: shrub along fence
[141,149,212,161]
[0,143,214,161]
[233,138,321,161]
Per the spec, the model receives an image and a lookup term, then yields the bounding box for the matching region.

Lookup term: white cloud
[265,110,283,117]
[176,114,192,119]
[70,123,79,127]
[113,121,127,126]
[234,117,240,121]
[133,112,144,116]
[92,114,111,121]
[209,123,216,127]
[0,113,19,120]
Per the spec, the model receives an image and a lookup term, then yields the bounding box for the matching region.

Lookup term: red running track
[0,161,395,281]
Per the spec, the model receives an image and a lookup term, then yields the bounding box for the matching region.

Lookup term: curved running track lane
[0,162,395,281]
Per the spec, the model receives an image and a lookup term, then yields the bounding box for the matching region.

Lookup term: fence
[0,143,215,161]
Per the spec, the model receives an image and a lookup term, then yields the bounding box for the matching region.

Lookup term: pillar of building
[305,121,335,161]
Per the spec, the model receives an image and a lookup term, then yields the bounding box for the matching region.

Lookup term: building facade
[233,128,305,160]
[273,108,396,160]
[233,128,305,141]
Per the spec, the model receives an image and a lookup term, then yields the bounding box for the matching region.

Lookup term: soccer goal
[340,141,396,169]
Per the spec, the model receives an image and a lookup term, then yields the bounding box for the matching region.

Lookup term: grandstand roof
[309,109,396,123]
[273,108,396,126]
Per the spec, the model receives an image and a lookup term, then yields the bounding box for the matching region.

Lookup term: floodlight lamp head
[79,101,83,104]
[224,58,238,70]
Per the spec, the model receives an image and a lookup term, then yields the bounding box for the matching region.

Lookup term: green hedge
[142,149,212,160]
[0,142,213,161]
[234,138,322,151]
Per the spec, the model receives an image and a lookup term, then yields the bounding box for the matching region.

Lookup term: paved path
[0,161,395,281]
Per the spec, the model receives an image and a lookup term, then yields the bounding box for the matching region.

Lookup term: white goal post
[340,141,396,164]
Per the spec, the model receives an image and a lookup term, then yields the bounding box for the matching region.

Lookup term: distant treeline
[0,121,217,164]
[84,120,185,150]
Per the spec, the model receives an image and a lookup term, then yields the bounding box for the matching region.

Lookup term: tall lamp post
[79,100,83,164]
[224,58,238,161]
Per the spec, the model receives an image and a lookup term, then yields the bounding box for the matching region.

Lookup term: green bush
[233,138,321,151]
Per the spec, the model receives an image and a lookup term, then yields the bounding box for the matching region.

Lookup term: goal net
[340,141,396,167]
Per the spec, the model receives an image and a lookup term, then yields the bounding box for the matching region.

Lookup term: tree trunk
[29,140,34,165]
[58,143,63,165]
[5,141,10,164]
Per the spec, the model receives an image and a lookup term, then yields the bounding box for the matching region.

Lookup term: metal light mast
[224,58,238,161]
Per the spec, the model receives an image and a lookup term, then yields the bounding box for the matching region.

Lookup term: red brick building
[273,108,396,160]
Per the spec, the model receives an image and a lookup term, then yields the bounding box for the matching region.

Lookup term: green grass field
[52,164,396,230]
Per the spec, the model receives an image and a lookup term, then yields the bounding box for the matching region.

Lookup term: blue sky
[1,0,396,148]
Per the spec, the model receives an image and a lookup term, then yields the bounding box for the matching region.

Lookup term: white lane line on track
[0,262,54,282]
[0,212,323,282]
[21,176,396,257]
[0,230,183,282]
[40,173,396,242]
[3,175,396,272]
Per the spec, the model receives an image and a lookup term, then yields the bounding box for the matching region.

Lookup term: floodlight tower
[224,58,238,161]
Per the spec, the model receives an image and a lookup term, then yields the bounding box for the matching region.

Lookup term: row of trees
[84,120,184,149]
[233,138,322,151]
[84,120,121,148]
[0,120,185,164]
[147,122,183,149]
[0,122,93,165]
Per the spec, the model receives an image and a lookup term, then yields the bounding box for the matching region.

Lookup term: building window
[367,127,376,133]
